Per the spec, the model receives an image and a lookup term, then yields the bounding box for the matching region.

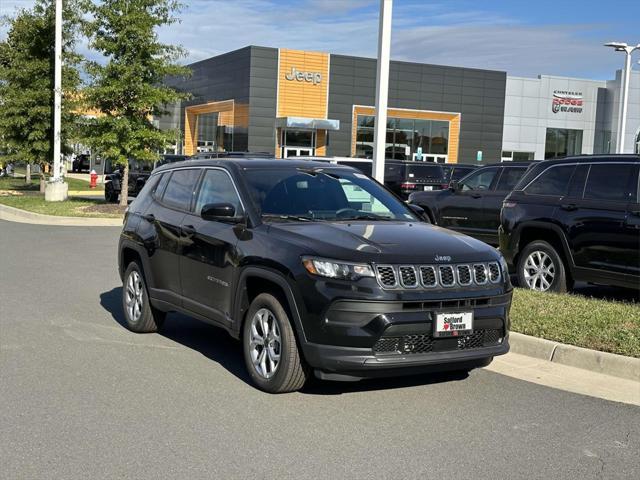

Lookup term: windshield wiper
[338,214,395,221]
[261,214,313,222]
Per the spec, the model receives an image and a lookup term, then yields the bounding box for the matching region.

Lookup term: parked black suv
[408,162,532,245]
[118,157,512,392]
[500,155,640,292]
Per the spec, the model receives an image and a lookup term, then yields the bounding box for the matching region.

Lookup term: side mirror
[201,203,243,223]
[449,180,461,192]
[408,203,431,223]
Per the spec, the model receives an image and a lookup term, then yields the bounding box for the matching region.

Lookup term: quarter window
[525,165,575,196]
[195,169,242,215]
[583,164,639,202]
[162,169,201,210]
[153,172,170,199]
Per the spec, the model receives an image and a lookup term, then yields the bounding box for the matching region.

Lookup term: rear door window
[495,167,527,191]
[525,165,575,196]
[161,169,201,210]
[583,163,639,202]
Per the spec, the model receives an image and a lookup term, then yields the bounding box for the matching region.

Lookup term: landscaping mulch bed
[79,203,127,216]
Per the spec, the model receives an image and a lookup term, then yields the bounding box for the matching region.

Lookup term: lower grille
[373,329,503,355]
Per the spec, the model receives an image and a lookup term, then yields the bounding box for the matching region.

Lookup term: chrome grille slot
[419,266,437,288]
[398,266,418,288]
[456,265,472,286]
[488,262,501,283]
[376,265,397,288]
[439,265,456,287]
[473,264,488,284]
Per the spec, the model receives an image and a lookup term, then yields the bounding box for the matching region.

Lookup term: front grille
[373,329,503,355]
[376,265,397,288]
[457,265,472,285]
[488,262,501,283]
[399,266,418,288]
[375,262,502,290]
[473,264,488,284]
[419,266,437,287]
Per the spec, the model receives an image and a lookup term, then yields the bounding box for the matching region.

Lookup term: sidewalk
[0,203,122,226]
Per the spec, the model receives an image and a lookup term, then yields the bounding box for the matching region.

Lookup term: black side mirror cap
[408,203,430,223]
[201,203,243,223]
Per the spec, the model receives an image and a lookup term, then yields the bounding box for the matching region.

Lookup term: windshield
[243,167,417,222]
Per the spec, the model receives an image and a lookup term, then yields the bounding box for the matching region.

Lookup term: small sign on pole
[476,150,483,162]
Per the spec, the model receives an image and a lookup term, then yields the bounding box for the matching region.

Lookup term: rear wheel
[122,262,165,332]
[242,293,308,393]
[517,240,567,293]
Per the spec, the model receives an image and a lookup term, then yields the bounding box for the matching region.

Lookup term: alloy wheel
[125,270,144,322]
[249,308,281,379]
[522,251,555,291]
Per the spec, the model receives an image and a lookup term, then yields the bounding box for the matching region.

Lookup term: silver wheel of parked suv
[516,240,567,293]
[122,262,166,333]
[242,293,308,393]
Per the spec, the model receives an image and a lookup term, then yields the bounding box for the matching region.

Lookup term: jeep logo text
[285,67,322,85]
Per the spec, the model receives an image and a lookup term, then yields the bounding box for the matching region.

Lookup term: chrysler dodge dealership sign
[552,90,584,114]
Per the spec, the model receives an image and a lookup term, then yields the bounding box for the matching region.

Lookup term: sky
[1,0,639,79]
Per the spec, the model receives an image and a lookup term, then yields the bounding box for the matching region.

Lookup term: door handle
[182,224,196,236]
[471,193,482,199]
[141,213,155,222]
[560,204,578,212]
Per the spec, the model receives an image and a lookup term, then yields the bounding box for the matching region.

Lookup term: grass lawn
[0,194,124,218]
[511,288,640,358]
[0,175,103,192]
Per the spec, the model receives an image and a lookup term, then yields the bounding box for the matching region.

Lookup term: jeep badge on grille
[434,255,452,262]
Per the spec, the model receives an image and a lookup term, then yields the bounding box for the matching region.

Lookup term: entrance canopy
[276,117,340,131]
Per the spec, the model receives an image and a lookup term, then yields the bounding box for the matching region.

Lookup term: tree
[0,0,82,183]
[82,0,190,206]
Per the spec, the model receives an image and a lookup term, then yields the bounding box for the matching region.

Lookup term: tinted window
[567,164,589,198]
[130,173,161,213]
[525,165,575,196]
[195,169,242,215]
[153,172,170,199]
[495,167,527,191]
[461,168,498,191]
[162,169,201,210]
[583,163,638,202]
[405,163,444,180]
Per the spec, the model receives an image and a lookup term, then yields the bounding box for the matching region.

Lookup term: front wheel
[122,262,166,332]
[242,293,309,393]
[517,240,567,293]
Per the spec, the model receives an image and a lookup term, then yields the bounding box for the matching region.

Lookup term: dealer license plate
[423,185,434,191]
[434,312,473,337]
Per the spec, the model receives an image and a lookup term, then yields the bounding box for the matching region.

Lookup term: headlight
[499,255,510,280]
[302,256,375,280]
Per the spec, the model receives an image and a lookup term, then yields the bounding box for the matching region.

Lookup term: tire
[122,262,166,333]
[242,293,309,393]
[105,183,117,203]
[517,240,567,293]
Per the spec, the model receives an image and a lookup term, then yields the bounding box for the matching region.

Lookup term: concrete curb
[0,203,123,227]
[509,332,640,382]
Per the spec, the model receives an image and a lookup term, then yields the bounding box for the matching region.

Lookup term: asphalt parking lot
[1,220,638,479]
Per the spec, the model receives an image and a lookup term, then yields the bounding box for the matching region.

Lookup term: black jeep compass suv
[118,158,512,393]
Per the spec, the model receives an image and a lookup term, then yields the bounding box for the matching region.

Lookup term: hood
[267,221,499,264]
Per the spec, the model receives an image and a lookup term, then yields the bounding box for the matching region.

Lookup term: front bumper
[299,289,512,378]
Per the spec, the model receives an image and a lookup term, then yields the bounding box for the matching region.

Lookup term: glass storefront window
[355,115,449,161]
[196,112,233,153]
[545,128,582,159]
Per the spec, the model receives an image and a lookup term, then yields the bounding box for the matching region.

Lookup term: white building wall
[504,75,608,159]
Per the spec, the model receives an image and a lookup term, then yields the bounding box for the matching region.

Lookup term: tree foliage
[0,0,82,169]
[82,0,190,204]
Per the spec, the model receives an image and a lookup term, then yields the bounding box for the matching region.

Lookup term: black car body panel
[408,162,532,245]
[119,158,512,379]
[499,155,640,290]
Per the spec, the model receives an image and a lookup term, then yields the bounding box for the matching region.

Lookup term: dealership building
[161,46,640,164]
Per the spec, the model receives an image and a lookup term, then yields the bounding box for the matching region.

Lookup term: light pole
[604,42,640,153]
[372,0,393,182]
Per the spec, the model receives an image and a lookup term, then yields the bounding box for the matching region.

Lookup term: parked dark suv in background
[118,157,512,393]
[500,155,640,292]
[409,162,531,245]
